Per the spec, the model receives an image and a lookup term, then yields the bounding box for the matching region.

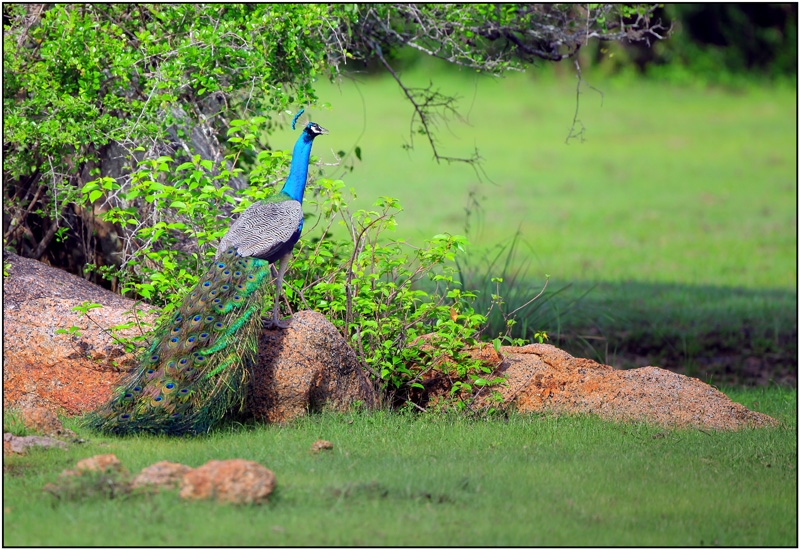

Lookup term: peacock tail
[86,248,273,435]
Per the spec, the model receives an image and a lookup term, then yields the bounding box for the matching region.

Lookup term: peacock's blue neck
[281,131,316,203]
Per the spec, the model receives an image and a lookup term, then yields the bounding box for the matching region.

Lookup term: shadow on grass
[449,230,796,387]
[499,279,796,388]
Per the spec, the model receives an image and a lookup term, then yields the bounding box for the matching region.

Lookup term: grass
[268,60,797,382]
[286,61,796,290]
[3,388,796,546]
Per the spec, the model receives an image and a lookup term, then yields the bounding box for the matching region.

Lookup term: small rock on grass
[60,453,129,477]
[310,440,334,453]
[4,432,67,455]
[44,454,131,501]
[40,454,277,505]
[180,459,276,505]
[132,461,193,490]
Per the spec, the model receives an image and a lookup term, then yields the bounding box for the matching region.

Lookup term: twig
[565,58,604,144]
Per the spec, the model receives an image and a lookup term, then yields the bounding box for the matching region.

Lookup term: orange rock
[483,343,778,430]
[3,253,157,416]
[180,459,276,504]
[3,255,778,432]
[19,406,73,437]
[66,454,128,476]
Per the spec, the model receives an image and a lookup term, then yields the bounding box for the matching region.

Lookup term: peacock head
[303,121,328,138]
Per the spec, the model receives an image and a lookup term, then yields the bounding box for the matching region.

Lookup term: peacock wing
[217,199,303,261]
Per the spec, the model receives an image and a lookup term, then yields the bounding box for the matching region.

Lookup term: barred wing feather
[217,199,303,260]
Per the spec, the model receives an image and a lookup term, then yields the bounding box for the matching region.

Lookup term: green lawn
[3,388,796,546]
[268,62,797,381]
[281,62,797,290]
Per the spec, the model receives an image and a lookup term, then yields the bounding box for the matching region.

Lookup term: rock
[2,255,777,432]
[180,459,276,504]
[3,255,375,424]
[60,453,128,478]
[310,439,334,453]
[131,461,193,490]
[248,310,378,423]
[44,454,131,500]
[481,344,778,430]
[19,406,75,437]
[3,432,67,455]
[3,253,157,415]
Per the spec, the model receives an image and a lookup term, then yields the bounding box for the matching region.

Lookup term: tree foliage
[3,3,665,270]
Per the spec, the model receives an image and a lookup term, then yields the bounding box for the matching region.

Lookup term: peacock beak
[318,125,329,135]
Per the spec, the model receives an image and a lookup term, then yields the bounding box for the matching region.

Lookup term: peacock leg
[262,252,292,329]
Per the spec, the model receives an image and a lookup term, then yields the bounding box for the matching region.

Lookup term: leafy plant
[73,118,549,410]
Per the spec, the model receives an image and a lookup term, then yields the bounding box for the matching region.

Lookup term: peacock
[86,112,328,435]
